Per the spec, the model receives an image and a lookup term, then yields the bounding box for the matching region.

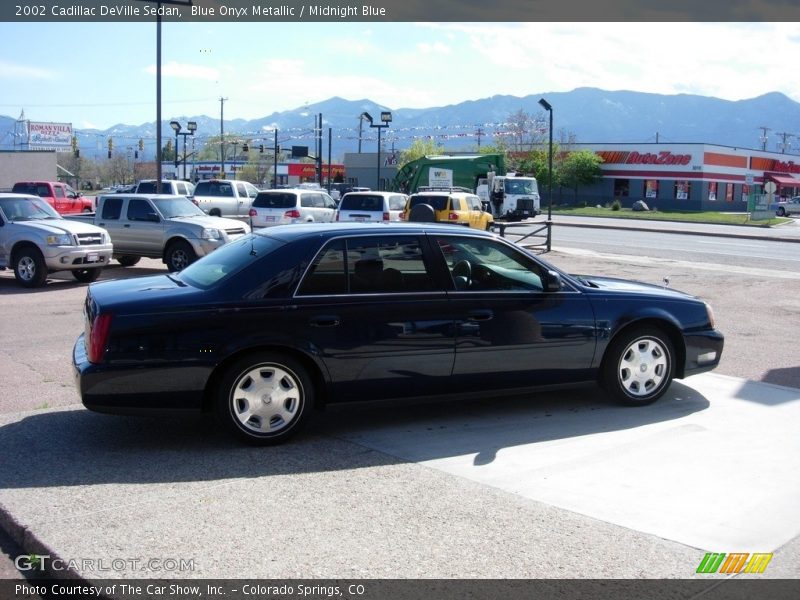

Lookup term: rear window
[408,195,448,211]
[340,194,385,212]
[194,181,234,197]
[253,192,298,209]
[11,183,35,194]
[135,181,159,193]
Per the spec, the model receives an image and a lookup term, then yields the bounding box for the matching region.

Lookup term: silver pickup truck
[69,194,250,271]
[0,193,113,287]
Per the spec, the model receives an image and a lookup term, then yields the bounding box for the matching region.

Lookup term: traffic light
[71,135,77,151]
[74,149,80,158]
[107,137,113,158]
[134,151,139,159]
[138,139,144,152]
[259,144,264,153]
[242,143,249,152]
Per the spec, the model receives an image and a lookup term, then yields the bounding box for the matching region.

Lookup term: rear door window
[101,197,123,220]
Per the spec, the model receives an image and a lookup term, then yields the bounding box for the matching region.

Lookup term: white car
[775,197,800,217]
[336,191,408,222]
[248,188,337,227]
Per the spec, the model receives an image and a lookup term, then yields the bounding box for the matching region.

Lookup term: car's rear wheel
[117,255,141,267]
[165,240,196,272]
[215,353,314,445]
[777,207,786,216]
[72,268,102,283]
[601,326,675,406]
[12,246,47,288]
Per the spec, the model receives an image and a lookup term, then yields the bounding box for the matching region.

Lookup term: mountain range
[3,87,800,160]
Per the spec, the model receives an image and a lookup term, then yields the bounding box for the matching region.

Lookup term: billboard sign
[27,121,73,151]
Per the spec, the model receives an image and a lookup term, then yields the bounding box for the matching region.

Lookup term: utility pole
[317,112,323,185]
[775,132,794,154]
[475,127,484,148]
[358,114,365,153]
[219,96,228,177]
[273,129,278,188]
[758,126,771,151]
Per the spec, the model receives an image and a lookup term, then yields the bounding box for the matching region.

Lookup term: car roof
[0,193,40,200]
[342,191,405,197]
[252,221,495,242]
[257,188,331,194]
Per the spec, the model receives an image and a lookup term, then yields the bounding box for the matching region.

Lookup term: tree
[162,140,175,162]
[398,138,444,167]
[558,150,604,202]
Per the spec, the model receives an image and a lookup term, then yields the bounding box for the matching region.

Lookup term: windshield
[0,196,61,221]
[153,197,207,218]
[504,179,537,195]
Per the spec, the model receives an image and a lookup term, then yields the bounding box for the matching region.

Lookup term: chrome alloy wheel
[617,336,669,398]
[230,363,303,434]
[17,256,37,282]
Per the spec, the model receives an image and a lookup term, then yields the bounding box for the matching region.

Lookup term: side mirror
[543,270,562,292]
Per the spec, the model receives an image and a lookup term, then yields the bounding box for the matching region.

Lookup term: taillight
[383,212,390,221]
[448,212,459,221]
[399,213,406,221]
[88,313,112,364]
[285,209,301,218]
[248,208,257,217]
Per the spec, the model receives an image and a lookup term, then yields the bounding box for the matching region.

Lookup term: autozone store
[574,143,800,211]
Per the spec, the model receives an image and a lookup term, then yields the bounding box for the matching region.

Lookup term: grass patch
[551,206,790,227]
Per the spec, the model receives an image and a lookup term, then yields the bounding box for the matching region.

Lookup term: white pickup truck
[0,193,113,287]
[69,194,250,271]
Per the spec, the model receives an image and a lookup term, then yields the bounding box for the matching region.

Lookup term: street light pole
[538,98,553,251]
[362,111,392,190]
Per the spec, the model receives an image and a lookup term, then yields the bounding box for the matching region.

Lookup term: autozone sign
[596,150,692,166]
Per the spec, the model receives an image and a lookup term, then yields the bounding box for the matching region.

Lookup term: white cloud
[417,42,451,55]
[144,61,220,81]
[0,59,57,80]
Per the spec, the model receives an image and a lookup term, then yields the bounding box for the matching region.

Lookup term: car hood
[574,274,697,300]
[169,215,249,231]
[13,218,106,236]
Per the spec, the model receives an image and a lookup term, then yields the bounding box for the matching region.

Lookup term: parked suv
[336,191,408,222]
[248,189,337,227]
[403,190,494,230]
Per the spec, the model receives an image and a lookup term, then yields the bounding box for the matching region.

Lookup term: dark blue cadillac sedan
[74,223,723,444]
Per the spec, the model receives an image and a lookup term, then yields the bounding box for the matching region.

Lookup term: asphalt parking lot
[0,238,798,591]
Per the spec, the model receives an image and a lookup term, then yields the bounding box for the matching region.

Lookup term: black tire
[209,208,222,217]
[777,207,786,217]
[72,268,102,283]
[12,246,48,288]
[601,326,675,406]
[165,240,196,272]
[117,255,141,267]
[215,352,314,445]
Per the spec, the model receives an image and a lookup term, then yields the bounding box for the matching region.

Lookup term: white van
[248,188,337,227]
[336,191,408,222]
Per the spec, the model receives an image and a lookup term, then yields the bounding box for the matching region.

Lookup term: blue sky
[1,22,799,130]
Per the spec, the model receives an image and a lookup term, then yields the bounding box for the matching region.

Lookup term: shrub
[611,199,622,211]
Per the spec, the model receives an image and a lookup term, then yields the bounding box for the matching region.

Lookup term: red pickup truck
[11,181,94,214]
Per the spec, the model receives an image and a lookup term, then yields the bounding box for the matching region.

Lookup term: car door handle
[467,310,493,322]
[309,315,340,327]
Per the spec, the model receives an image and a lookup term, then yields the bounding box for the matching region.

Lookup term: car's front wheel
[72,268,102,283]
[12,246,47,288]
[601,326,675,406]
[117,255,141,267]
[165,240,196,272]
[215,353,314,445]
[777,207,787,216]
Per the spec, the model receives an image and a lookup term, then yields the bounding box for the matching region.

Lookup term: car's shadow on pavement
[0,381,709,489]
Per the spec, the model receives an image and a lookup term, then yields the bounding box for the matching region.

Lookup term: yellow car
[403,190,494,230]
